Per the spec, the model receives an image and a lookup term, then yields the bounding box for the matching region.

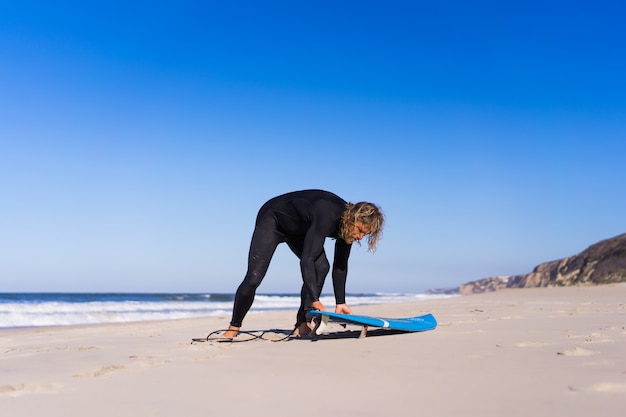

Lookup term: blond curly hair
[339,202,384,252]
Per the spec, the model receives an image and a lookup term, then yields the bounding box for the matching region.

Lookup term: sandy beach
[1,284,625,417]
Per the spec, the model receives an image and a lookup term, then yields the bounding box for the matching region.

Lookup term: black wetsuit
[230,190,352,327]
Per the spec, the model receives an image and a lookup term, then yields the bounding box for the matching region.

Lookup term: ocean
[0,292,451,329]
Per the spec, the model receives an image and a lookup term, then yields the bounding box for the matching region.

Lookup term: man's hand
[312,300,326,311]
[335,303,352,315]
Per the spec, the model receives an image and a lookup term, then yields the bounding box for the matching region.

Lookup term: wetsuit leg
[286,239,330,325]
[230,217,284,328]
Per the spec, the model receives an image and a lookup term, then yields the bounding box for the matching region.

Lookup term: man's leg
[224,219,283,337]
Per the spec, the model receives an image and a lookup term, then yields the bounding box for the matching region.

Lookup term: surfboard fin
[359,325,368,339]
[312,314,329,335]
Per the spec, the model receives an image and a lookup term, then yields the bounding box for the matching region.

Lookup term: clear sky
[2,1,625,294]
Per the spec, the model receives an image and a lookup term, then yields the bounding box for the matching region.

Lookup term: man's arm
[299,223,327,308]
[332,239,352,306]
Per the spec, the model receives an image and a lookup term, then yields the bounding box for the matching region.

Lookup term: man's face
[350,221,371,242]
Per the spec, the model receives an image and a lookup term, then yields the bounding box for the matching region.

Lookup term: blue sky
[2,1,625,294]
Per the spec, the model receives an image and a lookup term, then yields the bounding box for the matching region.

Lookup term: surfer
[223,189,384,338]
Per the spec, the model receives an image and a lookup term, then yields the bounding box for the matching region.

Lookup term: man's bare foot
[294,321,312,337]
[222,325,240,339]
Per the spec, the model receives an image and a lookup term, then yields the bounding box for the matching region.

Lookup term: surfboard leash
[191,326,297,344]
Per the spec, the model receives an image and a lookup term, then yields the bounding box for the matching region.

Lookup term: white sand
[1,284,625,416]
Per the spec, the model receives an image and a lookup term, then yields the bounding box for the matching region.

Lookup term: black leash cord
[191,327,297,344]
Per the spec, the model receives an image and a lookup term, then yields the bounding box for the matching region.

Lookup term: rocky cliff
[428,233,626,295]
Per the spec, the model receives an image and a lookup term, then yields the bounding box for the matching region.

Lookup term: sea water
[0,292,452,328]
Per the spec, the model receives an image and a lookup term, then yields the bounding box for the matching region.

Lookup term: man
[224,189,384,338]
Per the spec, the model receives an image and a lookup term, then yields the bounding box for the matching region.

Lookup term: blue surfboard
[307,310,437,337]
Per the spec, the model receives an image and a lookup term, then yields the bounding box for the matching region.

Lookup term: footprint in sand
[589,383,626,393]
[568,332,615,344]
[516,341,551,348]
[129,354,152,359]
[73,364,125,379]
[557,347,597,356]
[600,325,626,335]
[0,383,62,397]
[584,337,615,344]
[571,383,626,393]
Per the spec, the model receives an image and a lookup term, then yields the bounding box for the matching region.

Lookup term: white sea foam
[0,302,230,328]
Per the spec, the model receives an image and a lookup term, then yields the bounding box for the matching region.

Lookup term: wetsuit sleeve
[332,239,351,305]
[299,222,328,305]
